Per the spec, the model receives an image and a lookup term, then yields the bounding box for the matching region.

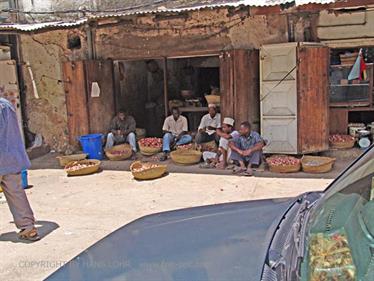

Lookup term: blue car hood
[47,198,294,281]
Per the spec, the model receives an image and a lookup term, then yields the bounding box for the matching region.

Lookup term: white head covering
[208,103,217,108]
[223,117,235,126]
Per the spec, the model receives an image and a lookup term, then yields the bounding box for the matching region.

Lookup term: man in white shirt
[196,104,221,144]
[160,107,192,161]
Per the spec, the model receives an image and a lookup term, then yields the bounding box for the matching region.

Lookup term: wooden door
[297,45,329,153]
[220,50,260,131]
[260,43,298,154]
[85,60,115,134]
[62,61,89,144]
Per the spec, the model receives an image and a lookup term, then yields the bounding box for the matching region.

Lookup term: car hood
[47,198,295,281]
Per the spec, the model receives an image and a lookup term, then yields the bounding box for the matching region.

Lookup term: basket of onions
[130,161,167,180]
[266,155,301,173]
[105,144,132,161]
[329,134,355,149]
[138,138,163,156]
[64,160,101,176]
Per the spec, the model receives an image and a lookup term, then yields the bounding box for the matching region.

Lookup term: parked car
[47,145,374,281]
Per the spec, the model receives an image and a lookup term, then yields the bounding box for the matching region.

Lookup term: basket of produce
[199,140,217,152]
[176,143,196,150]
[329,134,355,149]
[301,156,335,174]
[56,153,87,167]
[309,230,356,281]
[130,161,167,180]
[64,159,101,176]
[170,149,202,165]
[138,138,162,156]
[266,155,301,173]
[205,94,220,106]
[105,144,132,161]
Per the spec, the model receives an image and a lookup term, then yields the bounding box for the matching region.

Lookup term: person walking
[0,97,39,241]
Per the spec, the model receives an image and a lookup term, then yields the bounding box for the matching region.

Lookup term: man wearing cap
[201,117,239,169]
[0,97,39,241]
[229,121,265,176]
[195,104,221,144]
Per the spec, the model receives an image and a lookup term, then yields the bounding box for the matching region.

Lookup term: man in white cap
[201,117,239,169]
[216,117,240,168]
[195,104,221,144]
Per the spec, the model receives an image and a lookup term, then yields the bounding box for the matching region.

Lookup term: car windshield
[300,146,374,281]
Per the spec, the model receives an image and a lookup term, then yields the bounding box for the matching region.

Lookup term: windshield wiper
[269,194,319,281]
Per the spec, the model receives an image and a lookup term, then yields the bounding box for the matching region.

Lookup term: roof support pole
[163,57,169,117]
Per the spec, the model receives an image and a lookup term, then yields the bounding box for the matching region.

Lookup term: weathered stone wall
[95,9,289,59]
[20,28,87,152]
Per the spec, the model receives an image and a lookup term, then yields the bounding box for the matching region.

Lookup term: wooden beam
[163,57,169,117]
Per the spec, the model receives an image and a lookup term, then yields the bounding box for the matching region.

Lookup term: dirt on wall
[94,8,288,59]
[20,29,87,152]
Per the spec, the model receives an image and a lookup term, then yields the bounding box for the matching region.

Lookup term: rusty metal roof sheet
[89,0,335,18]
[0,0,336,32]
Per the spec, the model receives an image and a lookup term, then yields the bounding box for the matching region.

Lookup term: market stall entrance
[62,50,260,145]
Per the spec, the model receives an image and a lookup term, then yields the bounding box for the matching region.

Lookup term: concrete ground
[1,147,362,281]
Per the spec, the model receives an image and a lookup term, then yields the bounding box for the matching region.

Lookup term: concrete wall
[20,28,87,152]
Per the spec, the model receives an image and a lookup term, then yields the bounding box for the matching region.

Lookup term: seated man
[105,109,137,157]
[160,107,192,161]
[201,117,239,169]
[229,121,264,176]
[195,104,221,144]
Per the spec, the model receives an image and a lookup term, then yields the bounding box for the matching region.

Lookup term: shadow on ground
[0,220,59,243]
[29,148,364,179]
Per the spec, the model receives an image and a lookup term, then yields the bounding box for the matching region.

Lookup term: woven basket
[266,156,301,173]
[301,156,335,174]
[64,159,101,176]
[138,143,162,156]
[205,94,220,105]
[105,144,132,161]
[329,139,355,149]
[130,161,167,180]
[56,153,87,167]
[170,150,202,165]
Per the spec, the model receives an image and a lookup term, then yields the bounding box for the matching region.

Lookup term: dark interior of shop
[114,56,220,137]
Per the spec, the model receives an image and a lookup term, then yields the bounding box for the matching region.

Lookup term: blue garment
[232,131,263,150]
[0,98,31,176]
[162,133,192,152]
[230,131,263,165]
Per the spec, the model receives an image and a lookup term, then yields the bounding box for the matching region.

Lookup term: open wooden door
[63,61,89,144]
[220,49,259,131]
[260,43,298,154]
[63,60,115,145]
[85,60,115,134]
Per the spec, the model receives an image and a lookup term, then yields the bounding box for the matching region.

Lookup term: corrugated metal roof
[89,0,335,18]
[0,19,87,32]
[0,0,335,32]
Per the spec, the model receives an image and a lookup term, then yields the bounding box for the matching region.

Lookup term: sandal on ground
[199,162,215,169]
[18,227,40,241]
[237,171,253,177]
